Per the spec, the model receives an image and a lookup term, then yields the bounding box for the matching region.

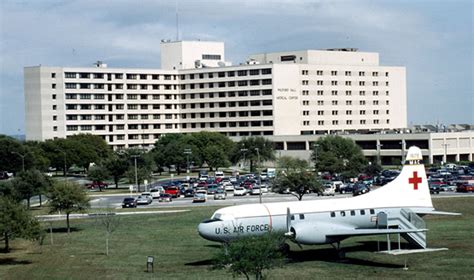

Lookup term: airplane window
[350,210,355,216]
[370,209,375,215]
[291,215,295,220]
[340,211,346,217]
[299,214,305,220]
[330,212,335,218]
[360,210,366,215]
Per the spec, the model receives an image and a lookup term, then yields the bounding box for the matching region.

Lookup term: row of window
[302,100,389,106]
[302,80,389,86]
[303,109,390,116]
[182,89,272,99]
[64,83,178,90]
[182,121,273,129]
[181,68,271,80]
[182,110,272,119]
[302,70,388,77]
[303,119,389,126]
[64,72,177,80]
[302,90,389,96]
[180,79,272,89]
[330,209,376,217]
[65,109,273,121]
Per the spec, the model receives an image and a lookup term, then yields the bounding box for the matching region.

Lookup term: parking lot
[89,189,474,209]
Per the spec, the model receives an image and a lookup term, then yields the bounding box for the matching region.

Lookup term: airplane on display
[198,146,459,256]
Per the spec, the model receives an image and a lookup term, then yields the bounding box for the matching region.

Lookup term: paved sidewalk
[36,209,190,221]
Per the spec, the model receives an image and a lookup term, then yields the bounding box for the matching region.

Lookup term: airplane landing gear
[331,241,346,259]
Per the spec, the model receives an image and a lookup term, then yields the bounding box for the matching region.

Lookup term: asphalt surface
[89,190,474,209]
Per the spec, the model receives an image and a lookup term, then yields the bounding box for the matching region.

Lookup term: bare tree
[94,207,121,256]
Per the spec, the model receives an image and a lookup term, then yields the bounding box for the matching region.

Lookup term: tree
[104,153,129,188]
[12,169,52,208]
[191,132,235,171]
[94,208,121,256]
[213,232,286,280]
[88,165,110,191]
[48,182,90,233]
[233,137,275,172]
[273,171,321,200]
[0,135,25,173]
[0,197,42,252]
[277,156,309,172]
[311,136,367,178]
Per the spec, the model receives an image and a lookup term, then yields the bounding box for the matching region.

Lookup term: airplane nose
[198,222,215,241]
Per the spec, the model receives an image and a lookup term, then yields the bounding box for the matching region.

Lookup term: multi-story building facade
[24,40,408,151]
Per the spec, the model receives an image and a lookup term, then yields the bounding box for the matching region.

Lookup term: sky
[0,0,472,135]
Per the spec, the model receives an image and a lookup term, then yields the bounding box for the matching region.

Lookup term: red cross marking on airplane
[408,171,422,190]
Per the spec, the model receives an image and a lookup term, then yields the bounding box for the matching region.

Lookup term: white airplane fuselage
[198,147,439,246]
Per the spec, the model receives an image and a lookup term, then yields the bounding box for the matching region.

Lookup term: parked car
[215,171,224,179]
[164,186,180,198]
[136,195,152,205]
[158,193,173,202]
[141,192,153,201]
[150,188,162,199]
[214,189,227,200]
[0,171,10,180]
[122,197,137,208]
[439,184,456,192]
[234,186,247,196]
[353,183,370,196]
[318,184,335,196]
[429,184,440,194]
[250,186,261,195]
[85,181,108,190]
[193,190,207,203]
[339,184,355,194]
[223,182,234,191]
[181,188,193,197]
[457,184,474,193]
[207,184,219,194]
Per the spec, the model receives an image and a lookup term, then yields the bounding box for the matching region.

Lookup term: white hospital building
[24,40,473,163]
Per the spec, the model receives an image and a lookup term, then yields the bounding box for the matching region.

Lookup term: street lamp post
[184,148,192,174]
[131,155,139,193]
[376,143,383,166]
[240,148,248,171]
[442,143,449,165]
[255,148,262,204]
[312,143,320,172]
[11,151,29,172]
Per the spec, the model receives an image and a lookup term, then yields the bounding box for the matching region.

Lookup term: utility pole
[255,148,262,204]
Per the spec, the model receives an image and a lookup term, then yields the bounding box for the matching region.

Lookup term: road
[89,190,474,209]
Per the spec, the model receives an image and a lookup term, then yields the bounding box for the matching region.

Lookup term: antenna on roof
[175,0,179,41]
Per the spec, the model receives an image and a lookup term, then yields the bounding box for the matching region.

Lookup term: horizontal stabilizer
[327,228,427,237]
[415,210,461,216]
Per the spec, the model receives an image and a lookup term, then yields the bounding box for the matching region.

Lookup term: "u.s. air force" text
[215,224,270,235]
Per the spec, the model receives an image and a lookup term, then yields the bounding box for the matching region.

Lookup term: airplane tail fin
[364,146,433,209]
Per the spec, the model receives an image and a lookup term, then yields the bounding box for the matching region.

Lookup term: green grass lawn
[1,197,474,279]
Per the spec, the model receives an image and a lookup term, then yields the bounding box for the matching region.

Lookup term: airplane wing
[414,210,461,216]
[327,228,427,237]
